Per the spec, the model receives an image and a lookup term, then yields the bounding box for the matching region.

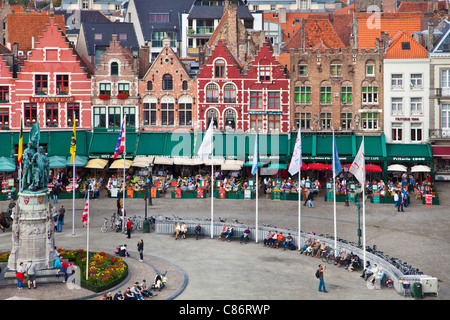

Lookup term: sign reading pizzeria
[30,96,75,103]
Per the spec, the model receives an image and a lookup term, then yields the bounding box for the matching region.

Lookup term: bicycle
[101,218,109,233]
[136,216,143,231]
[108,215,117,232]
[320,247,336,264]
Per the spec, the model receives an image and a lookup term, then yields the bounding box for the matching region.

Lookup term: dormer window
[214,59,225,78]
[110,62,119,76]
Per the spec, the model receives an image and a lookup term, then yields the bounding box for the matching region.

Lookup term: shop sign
[30,96,75,103]
[425,194,433,205]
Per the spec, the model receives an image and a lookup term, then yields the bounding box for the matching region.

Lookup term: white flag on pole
[197,123,213,161]
[288,133,302,176]
[349,140,365,187]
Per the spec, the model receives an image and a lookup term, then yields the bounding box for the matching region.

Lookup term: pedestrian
[394,191,399,211]
[117,198,122,216]
[137,239,144,262]
[317,264,328,293]
[127,218,132,238]
[57,205,65,232]
[397,191,404,212]
[25,259,37,289]
[195,223,202,240]
[52,183,60,204]
[16,262,25,290]
[61,259,69,283]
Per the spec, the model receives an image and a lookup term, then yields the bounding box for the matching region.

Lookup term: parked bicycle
[101,217,109,233]
[320,246,336,264]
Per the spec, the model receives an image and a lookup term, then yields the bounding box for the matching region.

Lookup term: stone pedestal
[7,191,58,271]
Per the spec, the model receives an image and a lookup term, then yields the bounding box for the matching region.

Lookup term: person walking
[25,259,37,289]
[137,239,144,262]
[126,218,132,239]
[57,205,65,232]
[317,264,328,293]
[397,191,404,212]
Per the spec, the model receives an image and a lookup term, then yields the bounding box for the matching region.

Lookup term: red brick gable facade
[13,17,91,130]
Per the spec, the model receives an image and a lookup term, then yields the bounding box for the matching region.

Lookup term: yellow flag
[18,118,23,164]
[70,120,76,164]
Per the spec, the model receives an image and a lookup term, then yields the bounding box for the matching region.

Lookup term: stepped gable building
[0,43,15,130]
[12,16,92,132]
[138,37,197,131]
[91,34,140,134]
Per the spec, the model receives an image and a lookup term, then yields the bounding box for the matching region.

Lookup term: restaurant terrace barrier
[154,216,439,297]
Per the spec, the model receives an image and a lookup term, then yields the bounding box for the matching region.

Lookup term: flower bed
[58,249,128,293]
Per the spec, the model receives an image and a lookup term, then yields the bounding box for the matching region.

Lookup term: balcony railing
[187,26,215,36]
[429,129,450,139]
[435,87,450,98]
[151,39,177,48]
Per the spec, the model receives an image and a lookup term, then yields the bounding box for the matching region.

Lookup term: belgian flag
[70,120,76,164]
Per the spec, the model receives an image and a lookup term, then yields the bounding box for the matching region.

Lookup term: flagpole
[362,136,366,267]
[122,115,127,234]
[298,169,301,249]
[210,127,214,239]
[333,129,337,255]
[255,167,259,243]
[86,198,89,281]
[72,159,75,235]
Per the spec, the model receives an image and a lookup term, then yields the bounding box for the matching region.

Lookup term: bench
[186,226,205,239]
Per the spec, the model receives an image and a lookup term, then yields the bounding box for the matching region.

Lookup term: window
[410,74,423,89]
[298,64,307,76]
[0,86,9,102]
[147,81,153,91]
[391,98,403,115]
[45,103,59,127]
[268,114,280,132]
[179,103,192,126]
[99,83,111,95]
[320,112,331,130]
[224,109,235,130]
[295,112,311,130]
[0,109,9,128]
[366,64,375,76]
[110,62,119,76]
[330,64,342,76]
[24,103,37,125]
[392,123,403,142]
[108,107,122,128]
[161,103,174,126]
[118,83,130,94]
[206,83,219,103]
[410,97,423,114]
[391,74,403,89]
[162,74,173,90]
[214,59,225,78]
[67,103,80,126]
[94,33,102,40]
[182,80,188,91]
[320,86,331,104]
[411,123,422,142]
[119,34,127,41]
[341,86,352,104]
[250,91,263,109]
[150,13,169,23]
[35,74,48,94]
[123,107,136,128]
[401,42,410,50]
[94,107,106,128]
[56,75,69,95]
[268,92,280,109]
[259,66,271,82]
[143,102,157,126]
[341,112,352,130]
[361,113,378,130]
[441,104,450,131]
[224,84,236,103]
[207,109,218,129]
[250,114,262,131]
[295,86,311,103]
[362,85,378,104]
[441,69,450,88]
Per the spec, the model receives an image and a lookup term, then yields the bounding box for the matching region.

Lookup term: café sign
[30,96,75,103]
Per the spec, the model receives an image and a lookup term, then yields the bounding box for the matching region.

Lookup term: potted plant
[117,91,130,99]
[99,93,111,100]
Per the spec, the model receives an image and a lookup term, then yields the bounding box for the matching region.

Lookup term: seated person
[311,240,321,257]
[124,287,136,300]
[371,268,385,286]
[365,264,378,281]
[130,282,144,300]
[139,280,154,298]
[225,225,234,241]
[334,249,347,266]
[300,237,312,254]
[315,241,327,258]
[263,230,272,246]
[361,261,371,279]
[180,222,187,239]
[240,227,251,244]
[269,231,278,247]
[219,224,227,240]
[113,290,124,300]
[304,238,315,256]
[274,232,284,248]
[283,233,293,250]
[118,244,130,257]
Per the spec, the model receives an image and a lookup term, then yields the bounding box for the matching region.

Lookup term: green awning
[268,163,287,170]
[0,156,16,172]
[164,132,194,158]
[386,143,432,162]
[66,155,88,167]
[135,133,166,156]
[89,132,137,158]
[49,156,67,169]
[0,133,13,157]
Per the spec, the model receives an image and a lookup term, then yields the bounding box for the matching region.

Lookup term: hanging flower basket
[99,93,111,100]
[117,91,130,99]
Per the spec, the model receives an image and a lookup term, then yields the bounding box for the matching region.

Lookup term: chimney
[278,7,286,24]
[427,19,435,50]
